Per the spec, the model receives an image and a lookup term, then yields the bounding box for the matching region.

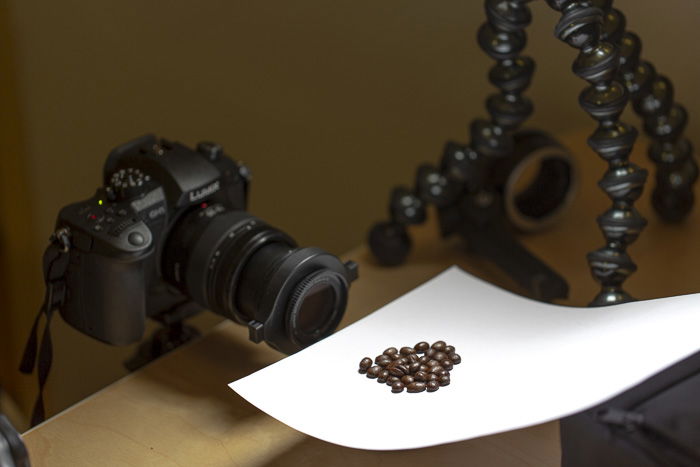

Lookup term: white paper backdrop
[230,267,700,450]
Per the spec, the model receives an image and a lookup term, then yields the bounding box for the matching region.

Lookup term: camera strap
[19,234,70,427]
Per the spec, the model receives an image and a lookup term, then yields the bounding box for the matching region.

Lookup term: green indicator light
[98,200,103,205]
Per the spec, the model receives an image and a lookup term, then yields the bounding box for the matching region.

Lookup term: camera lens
[163,204,354,354]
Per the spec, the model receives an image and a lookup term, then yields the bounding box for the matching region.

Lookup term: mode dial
[108,168,149,200]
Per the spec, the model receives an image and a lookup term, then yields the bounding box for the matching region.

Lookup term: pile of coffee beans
[358,340,460,393]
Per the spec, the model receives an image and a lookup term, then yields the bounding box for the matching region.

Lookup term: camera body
[56,135,356,354]
[57,135,247,345]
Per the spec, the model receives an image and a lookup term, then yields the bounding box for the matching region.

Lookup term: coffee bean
[431,341,447,352]
[407,382,427,393]
[360,341,458,394]
[414,341,430,352]
[414,371,428,382]
[383,347,398,357]
[359,357,372,373]
[388,364,408,376]
[391,381,405,393]
[375,355,392,367]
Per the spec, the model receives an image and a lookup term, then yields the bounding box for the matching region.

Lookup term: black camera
[53,135,357,354]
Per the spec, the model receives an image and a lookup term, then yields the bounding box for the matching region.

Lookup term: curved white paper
[230,267,700,450]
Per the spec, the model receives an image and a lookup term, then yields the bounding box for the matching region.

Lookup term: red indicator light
[89,214,97,220]
[200,203,208,209]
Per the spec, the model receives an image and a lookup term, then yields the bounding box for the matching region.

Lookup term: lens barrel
[163,205,355,354]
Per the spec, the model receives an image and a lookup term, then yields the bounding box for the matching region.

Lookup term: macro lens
[163,204,356,354]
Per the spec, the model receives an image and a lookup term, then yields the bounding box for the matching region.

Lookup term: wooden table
[21,130,700,466]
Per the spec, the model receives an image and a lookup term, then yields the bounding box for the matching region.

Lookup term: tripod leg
[368,0,538,265]
[595,0,698,222]
[547,1,648,307]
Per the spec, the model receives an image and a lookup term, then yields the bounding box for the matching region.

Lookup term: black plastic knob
[368,222,411,266]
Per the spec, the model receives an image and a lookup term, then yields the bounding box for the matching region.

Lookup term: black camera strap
[19,232,70,427]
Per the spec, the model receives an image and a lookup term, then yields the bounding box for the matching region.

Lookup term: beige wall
[1,0,699,426]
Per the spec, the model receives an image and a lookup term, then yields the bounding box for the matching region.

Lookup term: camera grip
[61,253,147,345]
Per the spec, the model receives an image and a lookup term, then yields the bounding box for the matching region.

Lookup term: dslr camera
[54,135,357,354]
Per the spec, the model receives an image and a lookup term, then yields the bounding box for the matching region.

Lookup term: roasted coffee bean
[366,366,381,378]
[414,371,428,382]
[391,381,405,393]
[414,341,430,352]
[359,357,372,373]
[401,375,414,385]
[383,347,398,356]
[375,355,392,367]
[431,340,447,352]
[388,364,408,376]
[407,382,427,393]
[360,341,457,394]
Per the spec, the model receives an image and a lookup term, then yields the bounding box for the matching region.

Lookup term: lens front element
[287,270,347,347]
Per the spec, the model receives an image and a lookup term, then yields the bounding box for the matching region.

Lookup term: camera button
[118,209,128,217]
[93,224,104,232]
[105,207,115,215]
[127,231,146,246]
[105,217,115,224]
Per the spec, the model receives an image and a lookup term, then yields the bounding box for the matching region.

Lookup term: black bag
[560,350,700,466]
